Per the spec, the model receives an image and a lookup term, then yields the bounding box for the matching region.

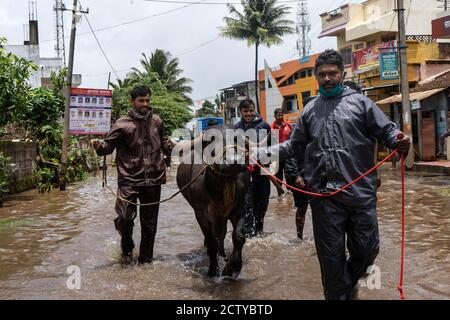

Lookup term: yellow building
[319,0,450,161]
[319,0,450,102]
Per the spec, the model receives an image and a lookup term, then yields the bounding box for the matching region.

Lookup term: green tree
[0,37,38,127]
[221,0,294,113]
[196,100,220,118]
[130,50,193,104]
[111,73,193,136]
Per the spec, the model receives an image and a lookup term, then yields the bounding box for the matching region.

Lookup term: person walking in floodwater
[260,50,411,299]
[91,85,172,264]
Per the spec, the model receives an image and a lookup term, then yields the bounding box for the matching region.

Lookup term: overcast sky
[1,0,364,105]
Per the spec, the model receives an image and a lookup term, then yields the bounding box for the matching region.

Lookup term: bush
[37,167,55,193]
[0,152,12,193]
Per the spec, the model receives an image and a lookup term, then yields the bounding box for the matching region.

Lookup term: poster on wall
[352,41,397,73]
[380,51,399,80]
[69,88,112,135]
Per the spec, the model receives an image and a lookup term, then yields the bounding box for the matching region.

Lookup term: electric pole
[60,0,88,190]
[396,0,414,168]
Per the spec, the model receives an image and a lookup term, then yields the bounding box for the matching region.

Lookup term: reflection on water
[0,168,449,299]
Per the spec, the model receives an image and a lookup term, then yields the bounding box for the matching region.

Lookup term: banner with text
[69,88,112,135]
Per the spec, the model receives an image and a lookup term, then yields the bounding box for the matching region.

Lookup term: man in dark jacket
[92,85,172,264]
[262,50,411,299]
[234,99,271,237]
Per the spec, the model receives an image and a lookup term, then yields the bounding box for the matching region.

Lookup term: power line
[174,36,221,57]
[83,35,222,78]
[78,1,120,80]
[41,0,207,43]
[144,0,299,4]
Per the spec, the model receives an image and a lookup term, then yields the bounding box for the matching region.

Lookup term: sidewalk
[414,160,450,175]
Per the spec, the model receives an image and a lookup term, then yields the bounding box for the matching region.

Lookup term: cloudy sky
[1,0,364,105]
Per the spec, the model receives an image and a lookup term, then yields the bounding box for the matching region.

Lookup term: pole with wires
[395,0,414,169]
[60,0,89,191]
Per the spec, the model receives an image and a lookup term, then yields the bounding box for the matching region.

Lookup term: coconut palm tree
[221,0,294,113]
[130,49,193,104]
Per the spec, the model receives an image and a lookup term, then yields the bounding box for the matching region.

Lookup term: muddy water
[0,168,449,300]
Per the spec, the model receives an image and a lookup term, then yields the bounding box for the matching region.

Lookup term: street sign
[411,100,421,111]
[380,51,399,81]
[69,88,112,135]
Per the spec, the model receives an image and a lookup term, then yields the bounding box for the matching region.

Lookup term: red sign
[71,88,112,97]
[432,15,450,39]
[352,41,396,73]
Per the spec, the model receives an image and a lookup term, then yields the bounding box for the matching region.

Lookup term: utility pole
[60,0,88,190]
[396,0,414,168]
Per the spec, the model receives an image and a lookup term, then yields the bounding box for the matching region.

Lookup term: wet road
[0,167,449,300]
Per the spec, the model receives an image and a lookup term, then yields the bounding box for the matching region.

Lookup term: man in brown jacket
[92,85,172,264]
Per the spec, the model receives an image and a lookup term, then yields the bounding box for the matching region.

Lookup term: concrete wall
[0,141,38,193]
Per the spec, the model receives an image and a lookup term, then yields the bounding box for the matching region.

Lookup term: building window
[340,47,352,65]
[308,69,314,77]
[267,79,272,88]
[381,34,397,43]
[286,100,293,112]
[367,40,376,48]
[302,91,311,100]
[354,43,364,50]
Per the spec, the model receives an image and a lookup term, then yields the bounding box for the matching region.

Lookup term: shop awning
[376,88,447,105]
[362,83,399,92]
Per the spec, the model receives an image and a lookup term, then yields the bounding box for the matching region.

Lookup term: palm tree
[130,50,193,104]
[221,0,294,113]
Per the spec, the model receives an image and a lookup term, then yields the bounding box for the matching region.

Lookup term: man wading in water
[259,50,411,299]
[91,85,172,264]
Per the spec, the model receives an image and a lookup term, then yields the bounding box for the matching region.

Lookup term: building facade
[221,81,257,125]
[258,53,321,124]
[319,0,450,160]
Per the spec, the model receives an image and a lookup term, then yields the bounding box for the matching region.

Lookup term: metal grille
[406,35,435,42]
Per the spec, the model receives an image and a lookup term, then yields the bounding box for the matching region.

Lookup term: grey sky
[1,0,363,105]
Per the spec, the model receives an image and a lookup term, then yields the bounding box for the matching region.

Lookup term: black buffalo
[176,125,250,277]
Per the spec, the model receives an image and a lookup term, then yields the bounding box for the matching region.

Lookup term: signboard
[380,51,399,80]
[432,15,450,39]
[411,100,421,111]
[69,88,112,135]
[352,41,396,73]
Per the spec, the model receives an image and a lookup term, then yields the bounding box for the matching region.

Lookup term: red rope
[397,153,406,300]
[251,148,406,299]
[252,148,399,197]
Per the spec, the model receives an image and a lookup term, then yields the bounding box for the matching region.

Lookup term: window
[367,40,376,48]
[302,91,311,100]
[286,100,293,112]
[381,34,396,43]
[340,47,352,65]
[308,69,313,77]
[354,43,364,50]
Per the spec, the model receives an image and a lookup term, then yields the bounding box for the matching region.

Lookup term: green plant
[0,152,12,193]
[37,167,55,193]
[0,37,38,127]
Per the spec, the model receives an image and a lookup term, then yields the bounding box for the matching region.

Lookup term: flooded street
[0,167,449,300]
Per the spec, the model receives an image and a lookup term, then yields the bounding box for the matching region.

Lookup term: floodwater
[0,167,449,300]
